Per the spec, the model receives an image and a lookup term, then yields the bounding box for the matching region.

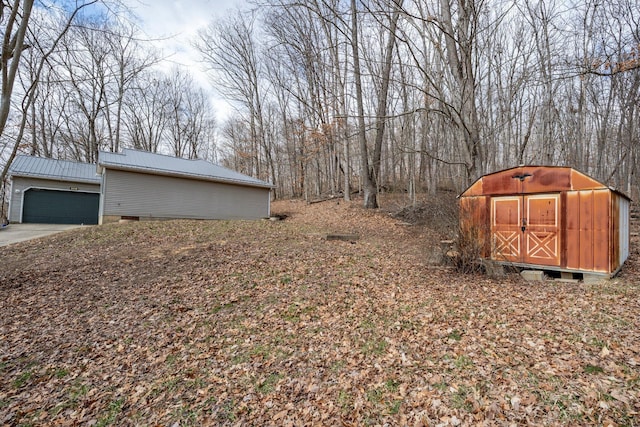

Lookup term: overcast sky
[121,0,243,119]
[124,0,240,38]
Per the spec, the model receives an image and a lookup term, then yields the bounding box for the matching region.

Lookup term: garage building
[8,156,101,224]
[97,149,273,224]
[7,150,273,225]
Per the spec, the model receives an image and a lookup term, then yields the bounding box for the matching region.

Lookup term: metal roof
[459,165,631,200]
[8,155,101,184]
[98,149,273,188]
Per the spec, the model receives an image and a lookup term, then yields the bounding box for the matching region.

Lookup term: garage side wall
[100,169,270,222]
[9,177,100,223]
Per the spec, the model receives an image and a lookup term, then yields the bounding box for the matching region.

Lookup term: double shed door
[491,194,560,266]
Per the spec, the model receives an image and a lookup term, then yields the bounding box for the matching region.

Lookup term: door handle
[521,218,527,232]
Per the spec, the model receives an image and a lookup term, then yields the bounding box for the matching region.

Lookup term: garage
[8,151,272,225]
[22,189,99,224]
[8,156,102,224]
[97,149,273,223]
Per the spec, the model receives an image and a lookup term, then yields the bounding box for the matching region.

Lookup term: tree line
[1,0,639,210]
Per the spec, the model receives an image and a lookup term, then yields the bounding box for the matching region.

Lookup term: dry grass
[1,197,638,426]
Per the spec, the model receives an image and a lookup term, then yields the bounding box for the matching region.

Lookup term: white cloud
[121,0,241,120]
[124,0,238,38]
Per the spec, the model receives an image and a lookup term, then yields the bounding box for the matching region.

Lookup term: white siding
[619,196,630,267]
[9,177,100,223]
[101,169,270,220]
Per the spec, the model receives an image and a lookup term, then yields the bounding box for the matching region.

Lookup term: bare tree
[122,71,169,153]
[0,0,34,140]
[220,114,255,176]
[365,0,403,207]
[164,68,216,159]
[1,0,98,195]
[102,18,159,153]
[56,18,113,162]
[196,10,274,185]
[263,0,350,200]
[436,0,485,182]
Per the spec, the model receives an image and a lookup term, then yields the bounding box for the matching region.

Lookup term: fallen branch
[326,233,360,242]
[308,195,340,204]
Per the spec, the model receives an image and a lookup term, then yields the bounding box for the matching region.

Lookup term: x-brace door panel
[491,197,522,262]
[491,194,560,266]
[524,194,560,266]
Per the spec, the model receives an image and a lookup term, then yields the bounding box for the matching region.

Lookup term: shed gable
[461,166,607,197]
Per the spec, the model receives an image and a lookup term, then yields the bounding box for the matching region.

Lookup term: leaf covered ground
[1,198,639,426]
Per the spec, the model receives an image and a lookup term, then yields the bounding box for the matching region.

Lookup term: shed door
[491,194,560,266]
[491,197,522,262]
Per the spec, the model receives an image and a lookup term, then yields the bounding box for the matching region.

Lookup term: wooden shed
[459,166,631,277]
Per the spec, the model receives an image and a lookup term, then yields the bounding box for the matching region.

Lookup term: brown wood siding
[593,190,610,273]
[565,191,581,270]
[460,166,630,276]
[579,191,594,271]
[459,196,490,258]
[101,169,270,220]
[565,189,610,273]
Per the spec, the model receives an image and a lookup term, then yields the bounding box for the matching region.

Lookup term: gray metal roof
[8,155,101,184]
[98,149,273,188]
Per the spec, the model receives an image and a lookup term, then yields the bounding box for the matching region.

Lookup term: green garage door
[23,189,99,224]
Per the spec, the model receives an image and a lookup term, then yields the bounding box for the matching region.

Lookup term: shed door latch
[521,218,527,233]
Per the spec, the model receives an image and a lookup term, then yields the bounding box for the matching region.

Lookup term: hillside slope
[1,198,638,426]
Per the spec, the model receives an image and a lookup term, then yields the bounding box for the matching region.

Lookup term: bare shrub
[391,191,459,239]
[450,223,487,273]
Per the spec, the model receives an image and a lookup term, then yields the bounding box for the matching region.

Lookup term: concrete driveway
[0,224,85,247]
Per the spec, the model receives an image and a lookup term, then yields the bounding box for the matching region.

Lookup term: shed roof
[460,165,630,199]
[97,149,273,189]
[8,155,101,185]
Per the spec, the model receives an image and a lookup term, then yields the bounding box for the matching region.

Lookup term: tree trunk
[350,0,376,208]
[370,0,402,206]
[439,0,484,184]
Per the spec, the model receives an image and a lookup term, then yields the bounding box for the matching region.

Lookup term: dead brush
[450,223,487,274]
